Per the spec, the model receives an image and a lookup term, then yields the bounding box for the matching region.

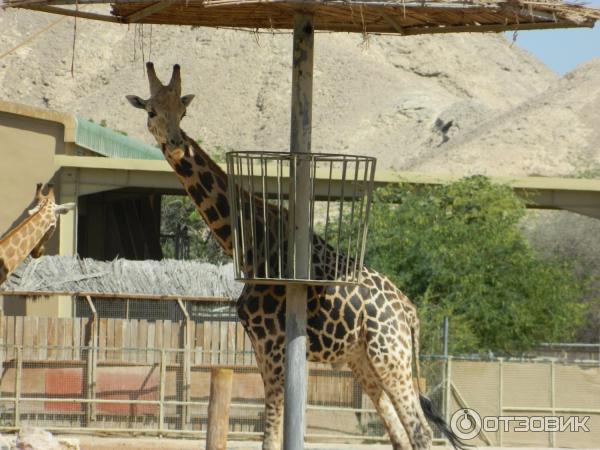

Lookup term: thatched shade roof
[5,0,599,34]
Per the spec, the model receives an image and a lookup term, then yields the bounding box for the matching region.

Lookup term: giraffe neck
[0,204,55,284]
[161,131,233,256]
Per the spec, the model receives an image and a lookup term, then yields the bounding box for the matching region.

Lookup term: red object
[44,367,159,415]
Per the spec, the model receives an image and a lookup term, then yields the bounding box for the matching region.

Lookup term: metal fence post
[85,296,97,425]
[550,360,556,448]
[443,316,449,359]
[444,356,452,424]
[14,346,22,428]
[158,348,166,435]
[498,358,503,447]
[177,298,191,430]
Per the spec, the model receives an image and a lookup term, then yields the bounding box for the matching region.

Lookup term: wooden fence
[0,294,412,441]
[0,314,256,365]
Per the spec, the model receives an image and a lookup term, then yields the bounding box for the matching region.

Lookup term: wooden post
[206,368,233,450]
[284,12,314,450]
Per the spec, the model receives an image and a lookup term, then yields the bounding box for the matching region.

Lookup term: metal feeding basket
[226,151,376,285]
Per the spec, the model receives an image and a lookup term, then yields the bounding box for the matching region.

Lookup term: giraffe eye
[148,111,157,118]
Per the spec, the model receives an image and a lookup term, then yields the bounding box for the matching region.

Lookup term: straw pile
[0,256,243,299]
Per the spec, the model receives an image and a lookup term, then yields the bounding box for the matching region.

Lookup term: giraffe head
[126,62,195,151]
[28,183,75,258]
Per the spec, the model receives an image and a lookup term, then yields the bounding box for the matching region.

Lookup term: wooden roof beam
[380,12,406,35]
[123,0,174,23]
[24,4,122,22]
[398,19,590,35]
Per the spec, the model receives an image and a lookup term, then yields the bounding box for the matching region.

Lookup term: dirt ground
[69,437,600,450]
[73,436,392,449]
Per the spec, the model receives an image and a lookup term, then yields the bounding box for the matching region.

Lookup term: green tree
[362,176,584,356]
[161,195,228,263]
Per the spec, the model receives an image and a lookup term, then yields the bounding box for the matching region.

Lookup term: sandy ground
[68,436,600,450]
[72,437,398,450]
[73,438,434,450]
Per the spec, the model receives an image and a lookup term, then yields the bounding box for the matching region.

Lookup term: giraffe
[0,183,76,285]
[126,63,463,450]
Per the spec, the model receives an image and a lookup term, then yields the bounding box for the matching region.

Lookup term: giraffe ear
[181,94,195,107]
[54,203,76,215]
[126,95,147,109]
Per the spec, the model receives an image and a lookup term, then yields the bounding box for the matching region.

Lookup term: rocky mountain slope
[1,7,558,173]
[1,9,598,177]
[411,58,600,176]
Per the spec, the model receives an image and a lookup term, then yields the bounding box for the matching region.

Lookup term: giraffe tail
[419,394,469,450]
[410,313,423,393]
[411,315,469,450]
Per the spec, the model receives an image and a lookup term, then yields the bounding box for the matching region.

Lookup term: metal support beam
[284,12,314,450]
[177,298,192,429]
[55,155,600,221]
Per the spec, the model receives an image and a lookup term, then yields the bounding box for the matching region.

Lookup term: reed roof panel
[4,0,598,34]
[0,256,243,299]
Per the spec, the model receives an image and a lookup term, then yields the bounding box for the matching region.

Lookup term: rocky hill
[1,7,558,173]
[411,58,600,176]
[1,9,598,176]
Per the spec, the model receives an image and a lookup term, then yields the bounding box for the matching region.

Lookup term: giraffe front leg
[249,334,285,450]
[262,369,284,450]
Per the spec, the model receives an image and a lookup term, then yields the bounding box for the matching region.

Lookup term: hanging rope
[70,0,79,76]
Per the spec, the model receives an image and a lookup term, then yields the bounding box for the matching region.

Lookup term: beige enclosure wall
[449,359,600,448]
[0,110,64,255]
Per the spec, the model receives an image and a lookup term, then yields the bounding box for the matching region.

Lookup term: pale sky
[505,0,600,75]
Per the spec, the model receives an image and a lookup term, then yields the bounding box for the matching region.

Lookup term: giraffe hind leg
[348,356,413,450]
[365,333,433,450]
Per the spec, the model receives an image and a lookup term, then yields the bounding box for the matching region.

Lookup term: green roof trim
[74,117,163,160]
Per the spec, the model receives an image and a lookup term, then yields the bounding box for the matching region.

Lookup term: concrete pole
[284,12,314,450]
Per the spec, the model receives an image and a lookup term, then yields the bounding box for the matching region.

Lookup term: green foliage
[161,195,228,264]
[158,141,229,262]
[574,164,600,180]
[363,176,584,356]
